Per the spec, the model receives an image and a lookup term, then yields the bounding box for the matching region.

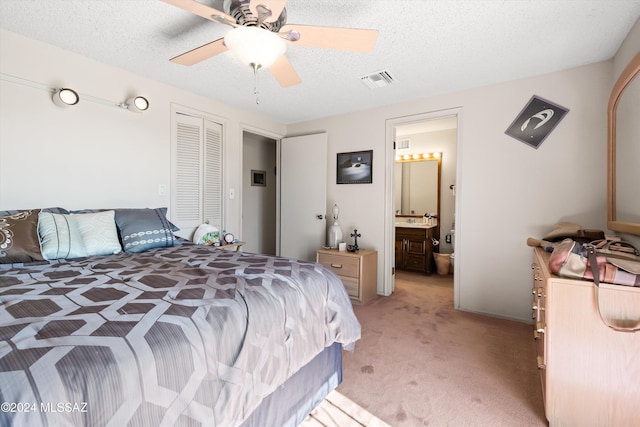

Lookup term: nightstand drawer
[317,253,360,278]
[316,249,377,305]
[339,276,359,298]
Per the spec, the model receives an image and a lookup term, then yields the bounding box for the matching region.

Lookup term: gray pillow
[115,208,176,253]
[0,207,68,217]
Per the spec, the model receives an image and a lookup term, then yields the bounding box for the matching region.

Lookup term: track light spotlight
[121,96,149,113]
[52,88,79,107]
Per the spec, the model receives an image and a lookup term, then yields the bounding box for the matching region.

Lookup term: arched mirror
[394,154,441,220]
[608,51,640,235]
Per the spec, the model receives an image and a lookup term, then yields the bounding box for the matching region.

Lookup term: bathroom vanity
[395,223,438,274]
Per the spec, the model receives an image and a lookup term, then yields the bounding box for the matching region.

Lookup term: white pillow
[38,212,88,260]
[73,210,122,256]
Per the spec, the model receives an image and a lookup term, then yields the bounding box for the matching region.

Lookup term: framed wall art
[505,95,569,149]
[337,150,373,184]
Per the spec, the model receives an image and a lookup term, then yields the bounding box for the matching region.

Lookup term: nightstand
[207,241,245,252]
[316,248,378,304]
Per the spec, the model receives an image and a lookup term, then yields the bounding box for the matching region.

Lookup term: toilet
[449,229,455,267]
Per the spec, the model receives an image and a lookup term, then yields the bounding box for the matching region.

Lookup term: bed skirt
[240,342,343,427]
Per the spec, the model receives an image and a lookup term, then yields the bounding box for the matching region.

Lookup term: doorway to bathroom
[242,130,278,255]
[384,108,461,303]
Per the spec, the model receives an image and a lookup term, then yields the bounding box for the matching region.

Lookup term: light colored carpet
[335,271,547,426]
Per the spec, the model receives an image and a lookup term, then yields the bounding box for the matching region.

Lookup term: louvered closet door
[203,120,222,228]
[172,112,223,231]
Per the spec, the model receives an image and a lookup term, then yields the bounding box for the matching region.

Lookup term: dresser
[531,248,640,426]
[316,248,377,304]
[395,226,437,274]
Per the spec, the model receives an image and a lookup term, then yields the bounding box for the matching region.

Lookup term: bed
[0,208,361,427]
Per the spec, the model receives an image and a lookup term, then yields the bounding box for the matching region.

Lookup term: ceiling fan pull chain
[252,63,261,104]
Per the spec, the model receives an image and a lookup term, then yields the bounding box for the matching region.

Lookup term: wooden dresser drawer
[316,249,378,304]
[340,276,359,298]
[317,253,360,278]
[532,247,640,426]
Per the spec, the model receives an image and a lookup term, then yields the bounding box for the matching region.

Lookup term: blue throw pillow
[115,208,176,253]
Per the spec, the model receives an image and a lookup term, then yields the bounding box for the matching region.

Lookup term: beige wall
[613,17,640,81]
[288,61,611,322]
[0,29,286,239]
[2,24,634,322]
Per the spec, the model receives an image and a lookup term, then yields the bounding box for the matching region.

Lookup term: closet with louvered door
[171,108,223,232]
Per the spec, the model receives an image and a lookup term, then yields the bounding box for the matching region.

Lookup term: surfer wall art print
[505,95,569,149]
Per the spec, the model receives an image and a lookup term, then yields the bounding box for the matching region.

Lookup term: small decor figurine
[348,228,361,252]
[327,204,343,248]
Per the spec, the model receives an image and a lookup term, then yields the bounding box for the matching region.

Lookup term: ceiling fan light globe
[224,26,286,69]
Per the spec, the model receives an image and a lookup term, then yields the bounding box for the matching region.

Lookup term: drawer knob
[537,355,546,370]
[530,287,544,297]
[535,321,545,334]
[330,264,343,269]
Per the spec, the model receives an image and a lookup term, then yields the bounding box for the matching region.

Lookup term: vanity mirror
[608,51,640,235]
[395,155,441,220]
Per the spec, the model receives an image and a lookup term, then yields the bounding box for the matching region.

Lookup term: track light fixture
[52,88,79,107]
[119,96,149,113]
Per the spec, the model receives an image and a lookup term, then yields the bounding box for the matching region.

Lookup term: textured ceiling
[1,0,639,124]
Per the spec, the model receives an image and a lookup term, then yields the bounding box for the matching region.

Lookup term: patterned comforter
[0,244,361,427]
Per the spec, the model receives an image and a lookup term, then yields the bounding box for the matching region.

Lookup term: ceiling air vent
[360,70,396,89]
[396,139,410,150]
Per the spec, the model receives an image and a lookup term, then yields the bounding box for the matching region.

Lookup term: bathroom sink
[395,222,435,228]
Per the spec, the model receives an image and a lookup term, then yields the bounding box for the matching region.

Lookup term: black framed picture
[251,170,266,186]
[505,95,569,149]
[337,150,373,184]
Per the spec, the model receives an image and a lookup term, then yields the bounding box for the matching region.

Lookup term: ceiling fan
[161,0,378,88]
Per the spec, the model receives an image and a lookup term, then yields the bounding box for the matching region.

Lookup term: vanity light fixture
[119,96,149,113]
[52,88,79,107]
[396,152,443,162]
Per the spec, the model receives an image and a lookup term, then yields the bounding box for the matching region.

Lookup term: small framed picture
[337,150,373,184]
[251,170,266,186]
[505,95,569,149]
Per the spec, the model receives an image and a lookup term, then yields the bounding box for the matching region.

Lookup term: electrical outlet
[445,234,451,244]
[158,184,166,196]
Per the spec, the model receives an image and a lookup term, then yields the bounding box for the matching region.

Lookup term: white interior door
[279,133,327,261]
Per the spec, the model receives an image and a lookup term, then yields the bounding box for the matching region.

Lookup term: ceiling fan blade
[249,0,287,23]
[280,24,378,53]
[160,0,236,25]
[270,55,301,87]
[170,38,228,65]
